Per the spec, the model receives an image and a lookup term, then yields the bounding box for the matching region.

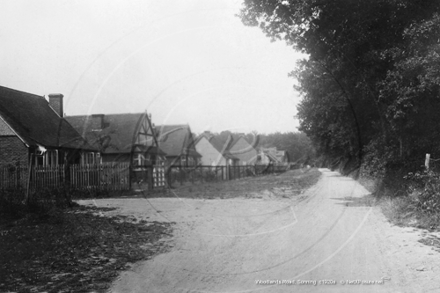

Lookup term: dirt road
[84,169,440,292]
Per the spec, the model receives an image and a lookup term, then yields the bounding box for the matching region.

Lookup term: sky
[0,0,306,134]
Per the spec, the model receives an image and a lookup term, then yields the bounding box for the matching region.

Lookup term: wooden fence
[68,163,130,191]
[0,163,289,192]
[0,163,131,192]
[166,163,290,187]
[0,165,27,190]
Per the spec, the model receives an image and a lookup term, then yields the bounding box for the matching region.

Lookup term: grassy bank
[355,169,440,231]
[0,205,173,293]
[379,194,440,230]
[158,168,322,199]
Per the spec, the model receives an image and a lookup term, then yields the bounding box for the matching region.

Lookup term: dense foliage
[256,132,315,163]
[209,130,315,164]
[239,0,440,177]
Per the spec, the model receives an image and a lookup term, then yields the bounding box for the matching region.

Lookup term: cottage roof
[155,124,201,158]
[276,150,290,162]
[260,147,286,163]
[0,86,94,150]
[66,113,164,155]
[209,135,239,160]
[195,133,239,160]
[228,134,259,157]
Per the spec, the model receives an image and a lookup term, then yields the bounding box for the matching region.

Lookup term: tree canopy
[240,0,440,175]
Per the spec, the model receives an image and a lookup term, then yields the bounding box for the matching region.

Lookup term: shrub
[405,170,440,214]
[0,186,110,218]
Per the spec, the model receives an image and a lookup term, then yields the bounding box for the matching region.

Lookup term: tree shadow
[330,194,375,207]
[326,174,355,182]
[327,174,344,177]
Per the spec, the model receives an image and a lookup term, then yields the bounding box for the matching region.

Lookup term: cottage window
[36,150,58,166]
[81,152,97,165]
[135,154,143,166]
[181,156,187,166]
[96,153,102,164]
[135,154,151,166]
[35,155,44,166]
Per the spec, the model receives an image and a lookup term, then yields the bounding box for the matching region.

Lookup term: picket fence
[0,163,131,191]
[166,163,290,187]
[0,163,289,192]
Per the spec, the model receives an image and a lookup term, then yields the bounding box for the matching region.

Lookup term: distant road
[108,169,440,293]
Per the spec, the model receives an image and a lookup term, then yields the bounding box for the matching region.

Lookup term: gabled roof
[209,135,239,160]
[195,132,239,160]
[260,147,289,163]
[229,134,259,149]
[155,124,201,158]
[275,150,290,161]
[264,151,279,162]
[66,113,164,155]
[0,85,94,150]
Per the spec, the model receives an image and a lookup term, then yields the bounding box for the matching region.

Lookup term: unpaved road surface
[83,169,440,292]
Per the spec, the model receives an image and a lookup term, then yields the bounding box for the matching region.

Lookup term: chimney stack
[48,94,64,117]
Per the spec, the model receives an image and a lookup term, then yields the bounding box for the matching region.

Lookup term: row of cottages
[66,118,203,169]
[0,85,284,182]
[194,132,259,167]
[0,86,97,168]
[65,113,165,167]
[0,85,198,174]
[256,147,290,165]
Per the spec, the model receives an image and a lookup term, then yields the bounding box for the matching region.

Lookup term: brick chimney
[48,94,64,117]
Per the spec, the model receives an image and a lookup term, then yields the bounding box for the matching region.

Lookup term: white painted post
[425,153,431,170]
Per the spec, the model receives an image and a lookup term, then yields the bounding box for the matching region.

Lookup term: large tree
[240,0,440,174]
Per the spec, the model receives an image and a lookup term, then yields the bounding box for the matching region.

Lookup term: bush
[0,186,110,218]
[405,169,440,214]
[0,188,27,218]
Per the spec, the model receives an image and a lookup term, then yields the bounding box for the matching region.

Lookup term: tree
[240,0,440,175]
[378,13,440,160]
[257,132,315,163]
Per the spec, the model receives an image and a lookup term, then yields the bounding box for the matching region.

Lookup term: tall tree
[240,0,440,174]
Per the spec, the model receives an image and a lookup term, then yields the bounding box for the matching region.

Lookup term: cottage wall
[165,156,178,167]
[195,137,227,166]
[257,151,271,165]
[101,153,130,164]
[0,116,28,167]
[0,117,15,136]
[229,137,258,165]
[0,136,28,167]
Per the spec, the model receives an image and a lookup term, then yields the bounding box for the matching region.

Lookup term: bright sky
[0,0,305,134]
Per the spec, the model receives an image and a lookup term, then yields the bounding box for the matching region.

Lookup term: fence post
[148,166,153,191]
[25,154,34,204]
[425,153,431,170]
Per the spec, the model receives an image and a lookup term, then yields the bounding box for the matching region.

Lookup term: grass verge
[0,206,173,293]
[155,168,322,199]
[379,195,440,230]
[378,194,440,251]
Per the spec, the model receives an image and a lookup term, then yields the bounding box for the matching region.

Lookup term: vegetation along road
[77,169,440,292]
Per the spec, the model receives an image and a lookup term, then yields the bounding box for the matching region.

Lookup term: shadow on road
[326,174,344,177]
[330,195,375,207]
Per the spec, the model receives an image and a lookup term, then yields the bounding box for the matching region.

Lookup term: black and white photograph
[1,0,440,292]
